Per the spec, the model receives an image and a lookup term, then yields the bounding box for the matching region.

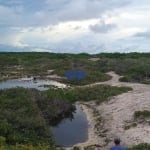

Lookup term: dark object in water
[33,77,37,81]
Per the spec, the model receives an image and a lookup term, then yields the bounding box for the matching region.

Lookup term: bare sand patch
[67,72,150,150]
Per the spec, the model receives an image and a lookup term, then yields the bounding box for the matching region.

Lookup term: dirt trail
[98,72,150,149]
[67,72,150,150]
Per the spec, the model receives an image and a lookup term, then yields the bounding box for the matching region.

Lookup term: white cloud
[31,48,52,52]
[0,27,27,47]
[90,20,117,33]
[0,0,150,53]
[10,19,97,47]
[133,31,150,39]
[43,0,131,25]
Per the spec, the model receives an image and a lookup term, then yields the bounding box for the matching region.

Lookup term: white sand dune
[67,72,150,150]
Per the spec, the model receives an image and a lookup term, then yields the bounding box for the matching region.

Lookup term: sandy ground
[66,72,150,150]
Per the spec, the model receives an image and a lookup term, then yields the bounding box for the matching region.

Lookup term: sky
[0,0,150,53]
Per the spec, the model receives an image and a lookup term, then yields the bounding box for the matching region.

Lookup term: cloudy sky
[0,0,150,53]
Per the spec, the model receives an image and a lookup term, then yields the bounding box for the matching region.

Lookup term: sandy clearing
[66,72,150,150]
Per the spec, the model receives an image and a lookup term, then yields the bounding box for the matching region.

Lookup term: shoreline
[65,72,150,150]
[66,101,102,150]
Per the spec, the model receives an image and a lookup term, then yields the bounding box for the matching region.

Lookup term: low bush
[127,143,150,150]
[134,110,150,120]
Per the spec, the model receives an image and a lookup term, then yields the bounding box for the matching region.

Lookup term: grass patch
[127,143,150,150]
[74,85,132,104]
[123,122,137,130]
[134,110,150,120]
[45,85,132,104]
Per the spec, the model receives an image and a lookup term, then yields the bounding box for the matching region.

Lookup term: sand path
[66,72,150,150]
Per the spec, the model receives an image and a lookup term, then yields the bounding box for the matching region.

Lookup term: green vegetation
[0,144,56,150]
[124,110,150,130]
[0,52,149,149]
[38,89,75,126]
[46,85,132,104]
[123,122,137,130]
[73,85,132,103]
[0,85,131,149]
[134,110,150,120]
[0,88,53,145]
[127,143,150,150]
[0,87,76,149]
[96,53,150,84]
[0,52,111,85]
[1,52,150,85]
[63,70,111,85]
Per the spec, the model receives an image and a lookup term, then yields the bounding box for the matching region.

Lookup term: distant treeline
[0,52,149,84]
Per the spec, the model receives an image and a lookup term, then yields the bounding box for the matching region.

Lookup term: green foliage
[0,144,56,150]
[127,143,150,150]
[134,110,150,120]
[0,87,77,148]
[45,88,76,103]
[0,52,149,150]
[123,122,137,130]
[0,136,6,145]
[0,54,19,66]
[74,85,132,104]
[65,70,111,85]
[45,85,132,104]
[0,52,150,84]
[96,53,150,84]
[0,88,54,146]
[37,89,75,126]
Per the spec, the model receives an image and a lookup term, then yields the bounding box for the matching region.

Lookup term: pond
[0,78,66,90]
[51,104,88,147]
[0,78,89,147]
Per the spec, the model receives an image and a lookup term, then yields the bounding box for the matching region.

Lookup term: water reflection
[0,78,89,147]
[49,107,75,127]
[51,105,88,147]
[0,78,66,91]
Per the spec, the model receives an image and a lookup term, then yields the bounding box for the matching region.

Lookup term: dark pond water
[0,78,66,90]
[0,79,89,147]
[51,105,88,147]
